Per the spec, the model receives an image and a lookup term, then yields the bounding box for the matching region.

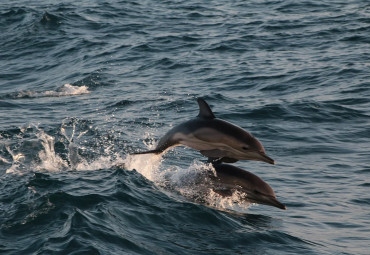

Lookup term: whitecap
[13,84,90,98]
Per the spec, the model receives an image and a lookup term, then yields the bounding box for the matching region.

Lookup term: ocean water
[1,0,369,254]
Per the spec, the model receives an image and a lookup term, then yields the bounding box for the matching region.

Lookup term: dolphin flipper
[200,149,226,158]
[219,157,239,163]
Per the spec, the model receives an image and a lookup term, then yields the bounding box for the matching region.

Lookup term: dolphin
[133,98,274,164]
[208,161,286,210]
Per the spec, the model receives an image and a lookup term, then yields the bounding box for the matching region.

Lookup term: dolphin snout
[259,153,275,165]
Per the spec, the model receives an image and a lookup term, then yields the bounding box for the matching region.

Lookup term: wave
[225,99,369,123]
[0,166,312,254]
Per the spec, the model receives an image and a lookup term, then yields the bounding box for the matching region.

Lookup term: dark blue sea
[1,0,369,254]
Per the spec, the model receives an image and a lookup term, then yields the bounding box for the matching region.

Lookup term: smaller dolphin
[133,98,274,164]
[209,161,286,210]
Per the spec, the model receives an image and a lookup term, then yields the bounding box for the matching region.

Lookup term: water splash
[7,84,90,99]
[4,146,25,174]
[2,120,124,174]
[206,189,254,213]
[48,84,90,97]
[124,153,163,181]
[60,119,89,169]
[124,153,253,212]
[35,130,68,172]
[1,121,252,212]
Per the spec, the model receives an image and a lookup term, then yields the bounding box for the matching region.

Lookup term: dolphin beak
[259,153,275,165]
[249,195,286,210]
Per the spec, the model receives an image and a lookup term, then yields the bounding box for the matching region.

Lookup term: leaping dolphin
[133,98,274,164]
[209,161,286,210]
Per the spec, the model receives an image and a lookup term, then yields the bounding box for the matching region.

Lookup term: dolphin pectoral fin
[131,149,163,155]
[220,157,238,163]
[200,149,226,158]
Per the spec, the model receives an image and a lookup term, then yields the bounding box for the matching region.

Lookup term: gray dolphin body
[209,161,286,210]
[133,98,274,164]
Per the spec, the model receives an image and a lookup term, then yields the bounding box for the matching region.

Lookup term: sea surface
[1,0,369,254]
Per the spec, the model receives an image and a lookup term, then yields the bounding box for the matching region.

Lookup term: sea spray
[123,153,163,182]
[5,146,25,174]
[124,154,253,212]
[60,120,89,169]
[36,129,68,171]
[3,121,125,174]
[162,161,253,212]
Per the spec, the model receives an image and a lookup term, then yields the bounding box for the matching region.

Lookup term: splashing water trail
[2,120,125,174]
[36,129,68,172]
[2,119,254,213]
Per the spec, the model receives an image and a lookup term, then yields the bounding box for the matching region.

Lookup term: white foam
[124,154,161,179]
[5,146,26,174]
[50,83,90,96]
[15,84,90,98]
[206,189,253,213]
[35,130,68,172]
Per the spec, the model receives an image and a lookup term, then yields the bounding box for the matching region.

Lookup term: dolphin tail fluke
[131,149,163,155]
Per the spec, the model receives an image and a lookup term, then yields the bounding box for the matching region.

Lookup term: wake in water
[2,84,90,99]
[0,119,252,212]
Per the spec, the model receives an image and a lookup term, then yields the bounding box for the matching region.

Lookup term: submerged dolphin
[133,98,274,164]
[209,161,286,210]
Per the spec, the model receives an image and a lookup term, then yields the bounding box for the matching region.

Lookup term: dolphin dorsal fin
[197,98,216,119]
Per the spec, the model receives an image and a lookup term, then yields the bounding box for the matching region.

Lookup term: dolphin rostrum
[133,98,274,164]
[208,161,286,210]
